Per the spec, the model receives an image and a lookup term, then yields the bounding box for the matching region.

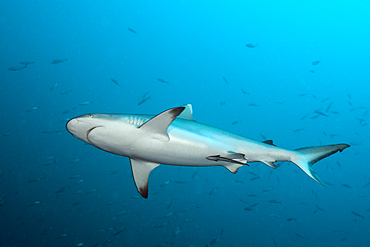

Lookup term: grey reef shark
[66,104,350,198]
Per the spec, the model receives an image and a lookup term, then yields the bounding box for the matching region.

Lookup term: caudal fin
[291,144,350,184]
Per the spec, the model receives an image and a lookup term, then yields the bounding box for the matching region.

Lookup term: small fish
[42,157,57,166]
[51,59,67,64]
[223,77,228,84]
[156,78,169,84]
[8,65,26,71]
[312,61,321,65]
[326,102,333,112]
[191,170,198,178]
[316,204,325,212]
[59,89,72,95]
[113,229,125,235]
[72,201,82,206]
[309,70,315,73]
[26,106,39,112]
[341,183,351,188]
[314,110,328,117]
[299,93,309,97]
[241,88,249,94]
[294,233,304,239]
[249,103,259,106]
[55,186,70,193]
[69,175,81,179]
[28,201,42,207]
[173,180,186,184]
[3,129,17,137]
[56,233,67,239]
[269,214,282,218]
[243,207,255,211]
[294,128,304,132]
[210,238,220,245]
[250,176,260,181]
[138,96,150,105]
[50,82,58,91]
[287,218,296,222]
[239,198,248,203]
[110,78,121,86]
[269,199,282,204]
[62,107,76,114]
[351,211,364,219]
[160,180,171,187]
[166,199,174,210]
[209,187,218,195]
[246,43,258,48]
[85,189,97,194]
[127,28,137,33]
[79,101,93,106]
[273,237,277,247]
[232,120,239,125]
[19,61,35,66]
[248,171,258,177]
[27,176,45,182]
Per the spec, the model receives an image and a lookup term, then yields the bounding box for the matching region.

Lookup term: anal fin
[130,158,160,198]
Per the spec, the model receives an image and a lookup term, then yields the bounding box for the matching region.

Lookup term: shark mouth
[86,126,104,145]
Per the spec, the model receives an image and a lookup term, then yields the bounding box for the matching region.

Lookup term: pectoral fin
[130,158,160,198]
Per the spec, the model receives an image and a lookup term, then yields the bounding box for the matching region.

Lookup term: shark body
[66,104,349,198]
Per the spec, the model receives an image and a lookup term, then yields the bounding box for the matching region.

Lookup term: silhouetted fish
[157,78,169,84]
[8,66,26,71]
[19,61,35,66]
[351,211,364,219]
[246,43,258,48]
[51,59,67,64]
[241,88,249,94]
[312,61,321,65]
[341,184,351,188]
[127,28,137,33]
[111,78,121,86]
[138,96,150,105]
[294,233,304,239]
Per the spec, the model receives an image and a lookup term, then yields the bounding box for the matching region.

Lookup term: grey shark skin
[66,104,350,198]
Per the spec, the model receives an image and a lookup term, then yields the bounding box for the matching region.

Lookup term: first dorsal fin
[139,106,185,141]
[178,104,195,121]
[130,158,160,198]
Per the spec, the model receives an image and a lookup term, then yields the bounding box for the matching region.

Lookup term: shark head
[66,114,107,145]
[66,113,146,156]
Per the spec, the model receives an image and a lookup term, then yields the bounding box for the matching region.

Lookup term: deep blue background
[1,1,369,246]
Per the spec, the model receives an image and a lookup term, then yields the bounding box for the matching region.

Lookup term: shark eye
[87,114,93,118]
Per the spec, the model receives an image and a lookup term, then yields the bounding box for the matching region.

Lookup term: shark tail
[291,144,350,184]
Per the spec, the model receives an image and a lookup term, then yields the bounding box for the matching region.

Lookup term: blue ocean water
[1,0,369,246]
